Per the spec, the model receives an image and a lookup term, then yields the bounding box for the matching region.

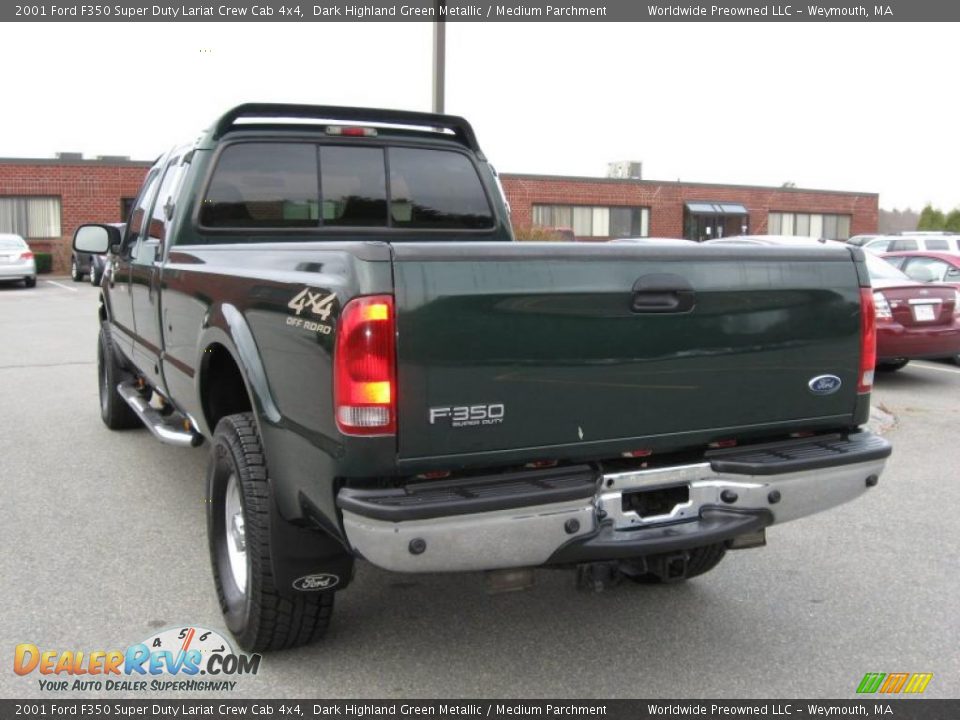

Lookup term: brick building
[501,173,878,243]
[0,155,150,273]
[0,156,878,274]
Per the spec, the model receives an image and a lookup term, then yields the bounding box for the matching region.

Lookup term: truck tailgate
[392,242,864,461]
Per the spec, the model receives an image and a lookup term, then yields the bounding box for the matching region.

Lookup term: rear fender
[195,303,281,436]
[198,304,353,593]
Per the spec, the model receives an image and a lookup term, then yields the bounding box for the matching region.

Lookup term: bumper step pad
[338,464,597,522]
[706,432,891,475]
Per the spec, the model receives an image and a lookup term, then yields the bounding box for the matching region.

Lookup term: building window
[0,197,62,238]
[532,204,649,238]
[120,197,136,222]
[769,211,851,240]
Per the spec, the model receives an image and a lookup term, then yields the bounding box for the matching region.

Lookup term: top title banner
[6,0,960,21]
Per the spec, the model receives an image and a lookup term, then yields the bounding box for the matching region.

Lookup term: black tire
[90,266,102,287]
[97,322,141,429]
[70,257,84,282]
[876,359,909,372]
[208,413,336,652]
[624,543,727,584]
[24,276,36,288]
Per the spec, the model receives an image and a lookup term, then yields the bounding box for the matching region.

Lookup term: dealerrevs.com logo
[13,626,261,693]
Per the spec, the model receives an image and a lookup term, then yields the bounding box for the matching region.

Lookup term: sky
[1,21,957,211]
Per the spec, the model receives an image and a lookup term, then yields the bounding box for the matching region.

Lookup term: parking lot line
[45,280,78,292]
[911,361,960,375]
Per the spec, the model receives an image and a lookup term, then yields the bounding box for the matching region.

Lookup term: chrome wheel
[71,260,80,281]
[224,472,248,594]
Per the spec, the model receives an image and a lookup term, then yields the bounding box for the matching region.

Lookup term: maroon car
[867,253,960,369]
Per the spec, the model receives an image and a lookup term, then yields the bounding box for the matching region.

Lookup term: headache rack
[210,103,484,157]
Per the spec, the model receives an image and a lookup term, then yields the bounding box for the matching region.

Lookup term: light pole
[432,3,446,113]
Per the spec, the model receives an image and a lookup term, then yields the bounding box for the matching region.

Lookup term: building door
[683,202,749,241]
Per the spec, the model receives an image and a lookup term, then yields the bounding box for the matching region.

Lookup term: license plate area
[622,484,690,520]
[911,303,938,322]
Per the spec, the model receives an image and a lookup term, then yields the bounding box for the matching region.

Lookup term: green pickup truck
[73,104,891,652]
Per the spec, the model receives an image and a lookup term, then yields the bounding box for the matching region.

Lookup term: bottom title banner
[1,701,956,720]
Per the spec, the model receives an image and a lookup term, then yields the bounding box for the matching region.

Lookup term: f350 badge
[430,404,505,428]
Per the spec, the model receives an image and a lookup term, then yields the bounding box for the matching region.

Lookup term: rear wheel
[208,412,336,652]
[97,322,141,429]
[876,359,909,372]
[24,276,36,288]
[621,543,727,584]
[70,258,83,282]
[90,265,101,286]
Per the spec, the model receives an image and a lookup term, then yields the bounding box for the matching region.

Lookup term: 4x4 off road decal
[286,287,337,335]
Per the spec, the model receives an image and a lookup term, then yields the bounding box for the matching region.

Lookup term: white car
[862,233,960,255]
[0,234,37,288]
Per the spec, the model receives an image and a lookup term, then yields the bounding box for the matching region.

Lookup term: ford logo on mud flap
[808,375,842,395]
[292,573,339,591]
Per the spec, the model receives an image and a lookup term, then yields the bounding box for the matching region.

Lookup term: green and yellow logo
[856,673,933,694]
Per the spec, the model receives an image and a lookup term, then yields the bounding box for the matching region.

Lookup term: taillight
[859,288,877,393]
[334,295,396,435]
[873,290,892,321]
[20,251,34,260]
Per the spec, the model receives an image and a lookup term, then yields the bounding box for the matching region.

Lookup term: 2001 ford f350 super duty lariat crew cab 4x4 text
[73,104,891,652]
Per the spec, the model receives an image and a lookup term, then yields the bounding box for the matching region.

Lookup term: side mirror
[73,224,122,254]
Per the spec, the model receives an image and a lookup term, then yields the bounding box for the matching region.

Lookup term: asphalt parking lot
[1,278,958,700]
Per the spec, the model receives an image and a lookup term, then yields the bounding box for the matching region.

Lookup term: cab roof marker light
[325,126,378,137]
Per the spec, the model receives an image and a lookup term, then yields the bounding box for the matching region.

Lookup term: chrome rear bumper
[339,433,890,573]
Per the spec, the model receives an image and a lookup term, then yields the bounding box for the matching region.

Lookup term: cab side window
[124,169,162,260]
[132,156,189,265]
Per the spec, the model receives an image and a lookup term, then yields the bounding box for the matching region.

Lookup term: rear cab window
[198,142,494,234]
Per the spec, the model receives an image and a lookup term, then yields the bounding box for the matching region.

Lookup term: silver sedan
[0,234,37,288]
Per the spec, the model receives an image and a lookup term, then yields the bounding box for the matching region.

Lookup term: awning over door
[685,202,748,215]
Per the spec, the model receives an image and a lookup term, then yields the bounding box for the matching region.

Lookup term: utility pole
[432,4,446,113]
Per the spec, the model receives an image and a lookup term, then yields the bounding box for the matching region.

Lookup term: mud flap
[269,492,355,597]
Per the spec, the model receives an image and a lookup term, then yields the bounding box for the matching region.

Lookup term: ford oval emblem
[808,375,842,395]
[292,573,340,591]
